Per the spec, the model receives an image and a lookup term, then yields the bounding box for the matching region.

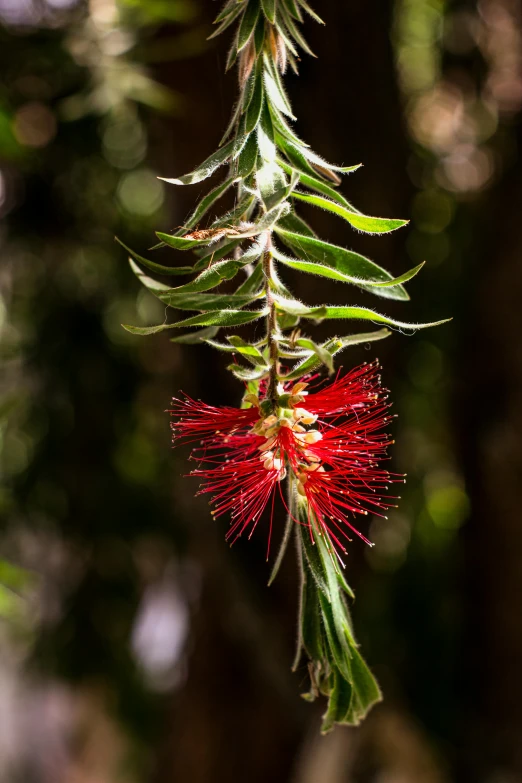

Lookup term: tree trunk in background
[150,1,412,781]
[457,117,522,781]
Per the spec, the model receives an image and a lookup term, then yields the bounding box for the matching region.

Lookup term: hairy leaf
[116,238,194,276]
[170,326,220,344]
[275,229,411,300]
[208,1,245,38]
[161,292,259,311]
[237,0,261,51]
[283,329,391,379]
[245,66,265,133]
[292,192,409,234]
[160,139,235,186]
[260,0,276,24]
[228,363,269,381]
[273,246,423,299]
[123,307,269,335]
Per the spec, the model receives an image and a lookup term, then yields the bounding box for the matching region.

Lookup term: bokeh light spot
[13,103,56,149]
[117,169,164,216]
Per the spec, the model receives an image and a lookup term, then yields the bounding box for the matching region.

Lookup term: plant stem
[263,231,279,403]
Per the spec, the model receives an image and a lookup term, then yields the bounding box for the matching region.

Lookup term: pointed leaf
[179,176,236,233]
[292,192,409,234]
[160,139,235,186]
[235,259,264,295]
[227,335,267,364]
[156,259,244,297]
[245,68,264,133]
[237,132,258,178]
[284,330,391,380]
[260,0,276,23]
[123,308,268,335]
[116,238,194,276]
[274,295,450,330]
[208,1,244,38]
[170,326,220,344]
[278,160,361,208]
[279,4,316,56]
[273,246,423,298]
[162,292,259,310]
[275,229,411,301]
[263,55,295,118]
[237,0,261,51]
[228,363,269,381]
[296,0,324,24]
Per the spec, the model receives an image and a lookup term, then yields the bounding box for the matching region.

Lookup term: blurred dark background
[1,0,522,781]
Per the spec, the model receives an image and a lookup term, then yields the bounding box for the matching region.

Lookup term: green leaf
[295,545,328,668]
[235,259,264,295]
[237,132,258,178]
[204,336,266,367]
[260,0,276,23]
[273,245,423,299]
[155,259,244,296]
[116,238,194,276]
[226,28,240,71]
[208,1,244,38]
[274,229,411,300]
[284,330,391,379]
[292,192,409,234]
[129,258,172,294]
[156,232,211,251]
[268,512,294,586]
[160,139,235,185]
[257,160,287,206]
[283,0,303,20]
[214,0,240,24]
[254,15,265,53]
[279,3,316,57]
[296,0,324,24]
[245,68,264,134]
[292,337,334,373]
[237,0,261,51]
[277,133,327,179]
[257,102,276,162]
[179,176,236,234]
[321,670,353,734]
[277,210,316,238]
[227,335,267,364]
[271,105,307,148]
[274,295,450,330]
[278,136,360,179]
[264,171,299,212]
[279,160,361,208]
[210,192,255,229]
[194,239,243,271]
[162,292,259,311]
[263,55,295,118]
[228,363,269,381]
[170,326,220,344]
[123,307,269,335]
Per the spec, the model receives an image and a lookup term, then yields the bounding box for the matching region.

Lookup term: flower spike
[123,1,446,731]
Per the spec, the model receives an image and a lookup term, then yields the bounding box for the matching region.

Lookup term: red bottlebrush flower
[170,361,402,556]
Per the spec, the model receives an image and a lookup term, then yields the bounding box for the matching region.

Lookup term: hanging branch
[120,0,447,732]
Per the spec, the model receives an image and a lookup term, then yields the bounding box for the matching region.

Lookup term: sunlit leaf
[160,139,235,185]
[292,192,409,234]
[260,0,276,23]
[116,238,194,276]
[123,307,269,335]
[283,329,391,379]
[274,229,411,300]
[170,326,220,343]
[237,0,261,51]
